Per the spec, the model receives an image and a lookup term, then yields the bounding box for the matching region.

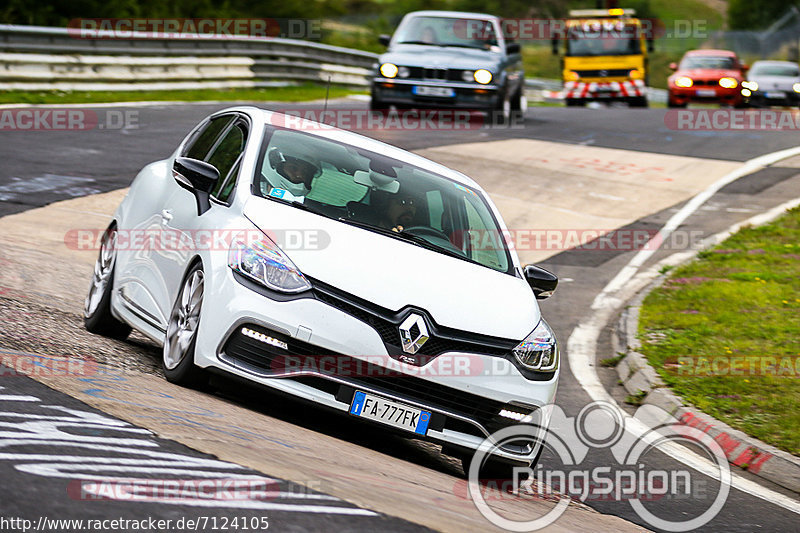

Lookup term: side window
[207,122,247,202]
[426,190,444,230]
[182,115,235,160]
[216,157,242,203]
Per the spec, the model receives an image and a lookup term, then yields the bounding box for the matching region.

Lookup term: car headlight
[793,83,800,93]
[380,63,398,78]
[629,69,644,80]
[565,70,580,82]
[719,77,738,89]
[474,69,493,84]
[674,76,693,88]
[228,232,311,293]
[512,319,558,372]
[462,70,475,82]
[742,80,758,91]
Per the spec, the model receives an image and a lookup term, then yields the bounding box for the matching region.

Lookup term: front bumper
[563,79,646,102]
[743,89,800,107]
[193,268,559,463]
[669,85,743,105]
[371,78,502,110]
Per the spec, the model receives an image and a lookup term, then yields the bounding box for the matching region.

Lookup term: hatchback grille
[221,323,522,437]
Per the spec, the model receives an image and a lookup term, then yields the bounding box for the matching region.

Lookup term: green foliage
[728,0,800,30]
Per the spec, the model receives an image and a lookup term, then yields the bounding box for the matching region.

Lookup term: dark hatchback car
[370,11,525,119]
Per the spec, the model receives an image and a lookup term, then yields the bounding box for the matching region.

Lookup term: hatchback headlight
[742,80,758,91]
[719,77,738,89]
[228,232,311,293]
[512,319,558,372]
[674,77,693,88]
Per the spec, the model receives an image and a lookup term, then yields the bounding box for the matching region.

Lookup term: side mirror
[741,63,749,72]
[173,157,218,215]
[523,265,558,300]
[379,34,391,47]
[669,62,678,70]
[506,42,521,55]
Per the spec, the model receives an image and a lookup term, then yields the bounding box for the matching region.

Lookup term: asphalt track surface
[1,100,800,532]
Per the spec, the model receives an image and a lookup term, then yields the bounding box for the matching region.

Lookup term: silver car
[742,60,800,107]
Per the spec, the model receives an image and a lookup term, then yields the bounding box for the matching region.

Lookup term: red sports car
[667,49,748,108]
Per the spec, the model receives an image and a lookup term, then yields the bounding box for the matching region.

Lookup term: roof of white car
[403,10,498,20]
[750,60,798,66]
[230,106,482,190]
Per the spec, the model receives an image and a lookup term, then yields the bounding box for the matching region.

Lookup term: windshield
[566,21,640,56]
[255,127,512,274]
[393,16,498,50]
[680,56,736,70]
[750,64,800,77]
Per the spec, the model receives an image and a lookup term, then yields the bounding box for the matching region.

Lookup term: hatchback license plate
[696,89,716,97]
[413,86,455,97]
[765,91,785,99]
[349,391,431,435]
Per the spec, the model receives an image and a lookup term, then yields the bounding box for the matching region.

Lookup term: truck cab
[552,8,653,107]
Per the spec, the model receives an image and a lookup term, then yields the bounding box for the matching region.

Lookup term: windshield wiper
[396,40,440,46]
[337,217,476,265]
[439,42,487,49]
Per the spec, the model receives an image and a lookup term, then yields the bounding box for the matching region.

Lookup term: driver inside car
[375,191,419,232]
[267,146,322,197]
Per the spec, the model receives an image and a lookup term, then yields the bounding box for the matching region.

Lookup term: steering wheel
[400,225,450,241]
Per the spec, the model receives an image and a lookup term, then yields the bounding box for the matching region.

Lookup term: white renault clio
[84,106,559,474]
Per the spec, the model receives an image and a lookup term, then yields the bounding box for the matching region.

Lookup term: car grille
[309,278,517,361]
[220,323,526,438]
[692,79,720,86]
[576,69,631,78]
[403,66,469,83]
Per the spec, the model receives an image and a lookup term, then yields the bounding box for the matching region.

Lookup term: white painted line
[0,395,40,401]
[568,146,800,515]
[597,146,800,308]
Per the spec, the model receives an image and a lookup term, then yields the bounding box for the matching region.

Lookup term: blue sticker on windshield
[269,188,287,199]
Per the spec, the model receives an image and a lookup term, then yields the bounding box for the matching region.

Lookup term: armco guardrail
[0,24,378,91]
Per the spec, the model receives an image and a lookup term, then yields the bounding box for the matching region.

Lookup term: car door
[153,115,249,321]
[115,114,238,331]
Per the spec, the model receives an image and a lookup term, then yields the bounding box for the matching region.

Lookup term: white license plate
[349,391,431,435]
[696,89,716,97]
[413,86,455,98]
[765,91,785,99]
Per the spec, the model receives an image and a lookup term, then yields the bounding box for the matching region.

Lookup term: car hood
[749,75,799,91]
[675,68,742,80]
[243,197,539,340]
[381,44,500,70]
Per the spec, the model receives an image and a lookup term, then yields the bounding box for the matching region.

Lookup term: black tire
[162,262,207,386]
[565,98,585,107]
[369,96,389,111]
[84,224,132,340]
[629,96,649,108]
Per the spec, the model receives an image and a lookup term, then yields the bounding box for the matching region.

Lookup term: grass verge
[638,206,800,456]
[0,85,364,105]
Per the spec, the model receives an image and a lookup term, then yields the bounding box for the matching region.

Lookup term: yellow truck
[551,8,653,107]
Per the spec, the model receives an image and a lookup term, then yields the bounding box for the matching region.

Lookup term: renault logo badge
[399,313,429,354]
